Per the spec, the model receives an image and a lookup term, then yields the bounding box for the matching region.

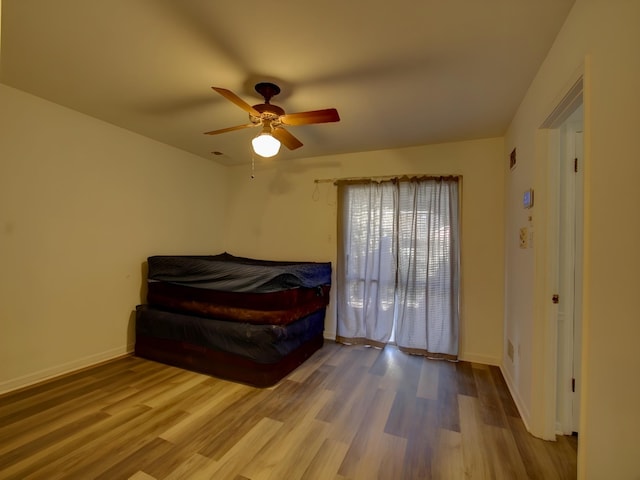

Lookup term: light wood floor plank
[338,387,398,477]
[100,370,188,415]
[159,382,248,443]
[431,429,465,480]
[473,365,508,428]
[240,389,332,480]
[300,438,350,480]
[417,357,440,400]
[45,405,187,480]
[321,373,381,445]
[0,387,118,456]
[1,405,149,479]
[0,342,577,479]
[483,423,530,479]
[458,393,497,479]
[170,454,224,480]
[239,418,325,480]
[160,453,215,480]
[206,417,283,480]
[286,343,336,383]
[143,374,212,408]
[128,471,157,480]
[195,389,272,460]
[373,432,408,479]
[401,396,438,478]
[93,437,176,480]
[437,361,461,432]
[264,420,329,480]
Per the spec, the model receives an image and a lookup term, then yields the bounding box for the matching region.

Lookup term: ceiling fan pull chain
[251,151,256,179]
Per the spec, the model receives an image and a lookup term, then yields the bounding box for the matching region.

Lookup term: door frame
[538,74,585,439]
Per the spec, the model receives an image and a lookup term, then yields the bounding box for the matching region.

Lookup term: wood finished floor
[0,342,577,479]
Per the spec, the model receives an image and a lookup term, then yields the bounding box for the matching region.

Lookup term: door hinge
[574,157,578,172]
[552,294,559,304]
[572,378,576,392]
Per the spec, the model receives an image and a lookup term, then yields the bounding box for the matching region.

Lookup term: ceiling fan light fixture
[251,131,281,158]
[206,83,339,155]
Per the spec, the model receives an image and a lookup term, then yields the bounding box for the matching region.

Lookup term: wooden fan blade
[204,123,256,135]
[212,87,261,117]
[272,127,303,150]
[280,108,340,126]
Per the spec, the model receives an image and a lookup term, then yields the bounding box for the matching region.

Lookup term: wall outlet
[519,227,528,249]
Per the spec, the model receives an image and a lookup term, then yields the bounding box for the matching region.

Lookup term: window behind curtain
[337,177,460,359]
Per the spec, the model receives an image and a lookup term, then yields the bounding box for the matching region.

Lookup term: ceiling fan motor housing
[252,103,285,117]
[252,82,285,120]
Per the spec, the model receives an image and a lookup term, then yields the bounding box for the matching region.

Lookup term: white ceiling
[0,0,575,166]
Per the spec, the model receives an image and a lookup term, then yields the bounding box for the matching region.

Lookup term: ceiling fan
[204,82,340,157]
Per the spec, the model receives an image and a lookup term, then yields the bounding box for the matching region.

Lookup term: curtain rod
[314,174,461,185]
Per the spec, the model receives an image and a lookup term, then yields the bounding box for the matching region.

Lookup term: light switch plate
[519,227,528,248]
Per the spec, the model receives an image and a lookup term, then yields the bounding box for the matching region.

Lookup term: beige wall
[504,0,640,477]
[0,85,505,391]
[225,138,505,365]
[0,84,229,393]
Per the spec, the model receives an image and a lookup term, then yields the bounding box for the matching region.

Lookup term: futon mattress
[147,282,330,325]
[147,253,331,293]
[135,305,325,364]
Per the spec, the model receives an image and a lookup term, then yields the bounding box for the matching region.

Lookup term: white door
[556,107,583,435]
[572,130,583,433]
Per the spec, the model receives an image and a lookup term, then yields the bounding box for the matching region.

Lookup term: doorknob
[552,294,559,304]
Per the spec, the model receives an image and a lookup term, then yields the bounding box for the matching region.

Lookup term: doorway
[555,105,583,435]
[540,76,584,438]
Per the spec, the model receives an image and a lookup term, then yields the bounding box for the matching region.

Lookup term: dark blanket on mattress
[135,305,325,364]
[147,282,330,325]
[147,253,331,293]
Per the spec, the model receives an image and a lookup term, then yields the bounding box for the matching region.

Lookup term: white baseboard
[459,352,501,366]
[500,362,532,433]
[0,343,135,395]
[323,330,336,341]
